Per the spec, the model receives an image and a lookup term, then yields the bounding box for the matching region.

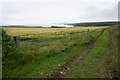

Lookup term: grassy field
[3,26,109,36]
[2,26,119,78]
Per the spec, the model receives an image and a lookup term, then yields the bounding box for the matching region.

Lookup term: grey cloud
[1,0,119,26]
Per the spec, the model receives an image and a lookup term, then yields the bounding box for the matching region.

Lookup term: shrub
[2,30,21,61]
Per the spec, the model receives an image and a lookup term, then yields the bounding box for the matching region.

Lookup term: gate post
[14,35,18,44]
[88,29,89,35]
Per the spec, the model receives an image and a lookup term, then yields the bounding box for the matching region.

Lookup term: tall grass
[2,28,103,78]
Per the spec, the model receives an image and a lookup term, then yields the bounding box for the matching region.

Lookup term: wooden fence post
[45,33,47,41]
[88,29,89,35]
[33,34,35,41]
[14,35,18,44]
[16,35,18,44]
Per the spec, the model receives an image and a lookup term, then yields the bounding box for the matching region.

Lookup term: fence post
[14,35,18,44]
[16,35,18,44]
[88,29,89,35]
[33,34,35,42]
[45,33,47,41]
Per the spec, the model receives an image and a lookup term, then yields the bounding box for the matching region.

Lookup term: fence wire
[14,29,89,44]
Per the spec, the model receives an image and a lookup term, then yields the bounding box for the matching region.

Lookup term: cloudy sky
[0,0,119,27]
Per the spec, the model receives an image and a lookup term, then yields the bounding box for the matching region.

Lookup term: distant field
[3,26,109,36]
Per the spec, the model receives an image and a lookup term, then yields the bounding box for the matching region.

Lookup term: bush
[2,30,24,71]
[2,30,21,60]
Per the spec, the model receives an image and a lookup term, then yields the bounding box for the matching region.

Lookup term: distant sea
[2,23,74,27]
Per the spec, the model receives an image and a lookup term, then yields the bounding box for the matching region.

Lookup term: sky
[0,0,119,27]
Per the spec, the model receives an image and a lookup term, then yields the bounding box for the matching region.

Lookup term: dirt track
[48,28,107,78]
[98,29,118,78]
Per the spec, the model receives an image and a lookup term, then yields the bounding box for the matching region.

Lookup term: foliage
[2,30,20,60]
[2,27,104,78]
[68,21,118,26]
[51,26,65,28]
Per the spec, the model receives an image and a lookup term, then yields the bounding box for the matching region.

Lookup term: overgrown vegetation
[2,28,102,78]
[69,29,110,78]
[2,26,118,78]
[2,30,22,70]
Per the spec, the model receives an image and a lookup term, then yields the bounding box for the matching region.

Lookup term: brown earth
[48,28,107,78]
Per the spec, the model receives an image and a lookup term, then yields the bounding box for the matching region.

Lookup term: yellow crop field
[3,26,109,36]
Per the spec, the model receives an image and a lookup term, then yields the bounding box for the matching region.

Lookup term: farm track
[48,28,107,78]
[18,29,106,78]
[98,29,119,78]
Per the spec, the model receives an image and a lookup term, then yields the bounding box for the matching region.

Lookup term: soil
[98,30,119,79]
[48,28,107,78]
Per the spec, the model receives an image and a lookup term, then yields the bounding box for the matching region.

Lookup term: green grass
[68,30,110,78]
[22,45,87,78]
[67,27,118,78]
[2,28,108,78]
[3,35,92,78]
[107,26,119,77]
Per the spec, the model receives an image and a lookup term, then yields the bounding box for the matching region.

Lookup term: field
[3,26,109,43]
[2,26,119,78]
[3,26,109,36]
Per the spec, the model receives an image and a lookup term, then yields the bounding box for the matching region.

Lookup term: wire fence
[14,29,90,44]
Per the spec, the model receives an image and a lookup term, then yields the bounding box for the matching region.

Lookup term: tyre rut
[48,28,107,78]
